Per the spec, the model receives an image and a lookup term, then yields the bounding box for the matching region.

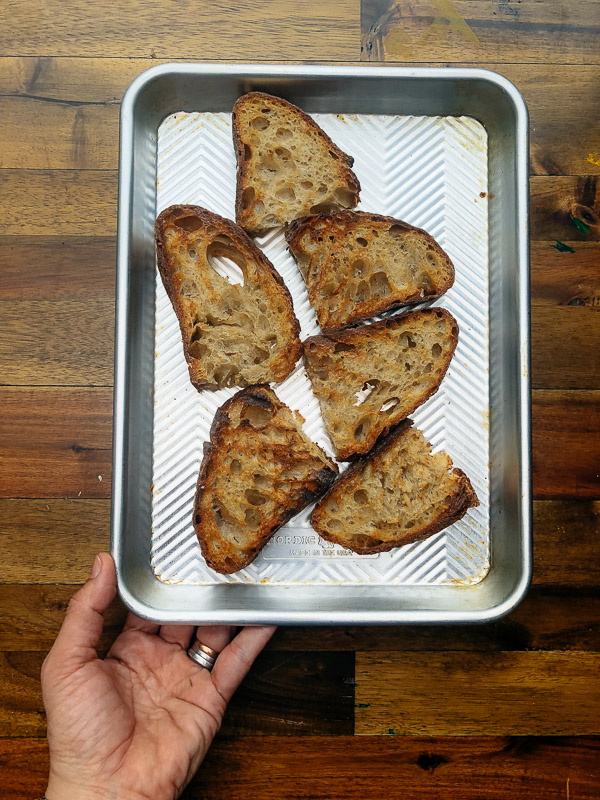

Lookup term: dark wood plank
[0,499,110,583]
[0,299,114,385]
[531,305,600,390]
[531,176,599,242]
[0,650,354,738]
[2,388,596,499]
[3,735,599,800]
[0,388,112,498]
[1,498,598,586]
[0,237,115,300]
[530,242,600,307]
[2,60,599,176]
[1,176,597,246]
[2,585,599,655]
[0,170,117,235]
[361,0,600,65]
[0,96,119,170]
[2,238,599,389]
[532,390,600,499]
[355,651,600,735]
[532,500,600,586]
[0,1,359,60]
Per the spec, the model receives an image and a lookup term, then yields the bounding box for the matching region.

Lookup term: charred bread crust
[286,210,455,332]
[154,205,301,390]
[310,420,479,555]
[232,92,361,235]
[302,308,459,461]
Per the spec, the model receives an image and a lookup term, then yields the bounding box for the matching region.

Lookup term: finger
[122,612,159,636]
[159,625,195,649]
[211,626,276,703]
[48,553,117,669]
[192,625,235,656]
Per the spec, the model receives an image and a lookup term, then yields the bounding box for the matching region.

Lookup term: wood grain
[0,170,117,235]
[531,306,600,389]
[531,176,599,242]
[2,388,597,499]
[0,650,354,738]
[0,237,115,301]
[0,388,112,498]
[2,59,599,176]
[0,500,110,583]
[2,584,598,655]
[532,390,600,499]
[0,1,360,60]
[0,499,597,586]
[0,96,119,170]
[0,299,114,386]
[530,242,600,307]
[2,736,599,800]
[1,173,596,242]
[355,651,600,735]
[361,0,600,65]
[1,236,599,389]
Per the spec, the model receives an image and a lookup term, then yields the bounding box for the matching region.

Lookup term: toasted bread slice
[303,308,458,460]
[286,210,455,332]
[155,205,301,390]
[311,420,479,554]
[194,385,338,573]
[232,92,361,235]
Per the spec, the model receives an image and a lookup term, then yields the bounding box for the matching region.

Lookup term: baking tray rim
[112,63,532,625]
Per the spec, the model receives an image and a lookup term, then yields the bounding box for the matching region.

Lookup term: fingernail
[91,555,102,579]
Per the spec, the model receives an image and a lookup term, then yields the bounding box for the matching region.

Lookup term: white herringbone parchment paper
[152,111,489,585]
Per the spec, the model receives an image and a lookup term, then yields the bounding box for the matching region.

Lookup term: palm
[42,554,274,800]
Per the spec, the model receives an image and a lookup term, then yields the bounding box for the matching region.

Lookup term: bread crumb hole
[231,459,242,474]
[206,236,246,287]
[276,186,296,202]
[242,186,255,209]
[174,215,203,232]
[431,343,442,358]
[370,271,391,297]
[356,237,368,247]
[242,405,273,428]
[179,278,197,297]
[353,489,368,505]
[334,188,356,207]
[245,508,261,531]
[251,116,270,130]
[405,519,417,529]
[188,246,199,261]
[276,127,292,140]
[245,489,267,506]
[380,397,399,413]
[301,180,313,189]
[334,341,355,353]
[354,419,369,442]
[328,518,342,531]
[424,362,433,373]
[356,280,370,303]
[243,144,252,160]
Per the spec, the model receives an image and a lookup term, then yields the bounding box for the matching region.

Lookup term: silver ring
[187,640,219,672]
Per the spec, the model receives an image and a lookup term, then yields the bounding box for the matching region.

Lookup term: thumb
[48,553,117,671]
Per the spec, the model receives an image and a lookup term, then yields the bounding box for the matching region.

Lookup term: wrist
[46,772,147,800]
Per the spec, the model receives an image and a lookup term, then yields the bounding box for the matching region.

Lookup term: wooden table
[1,1,599,797]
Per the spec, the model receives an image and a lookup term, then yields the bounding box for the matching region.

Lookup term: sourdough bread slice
[155,205,301,391]
[311,420,479,555]
[232,92,361,235]
[303,308,458,460]
[194,386,338,573]
[286,210,455,332]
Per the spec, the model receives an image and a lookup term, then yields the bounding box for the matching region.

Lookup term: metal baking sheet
[152,111,489,586]
[112,64,531,624]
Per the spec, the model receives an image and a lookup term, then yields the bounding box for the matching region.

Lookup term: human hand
[41,553,275,800]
